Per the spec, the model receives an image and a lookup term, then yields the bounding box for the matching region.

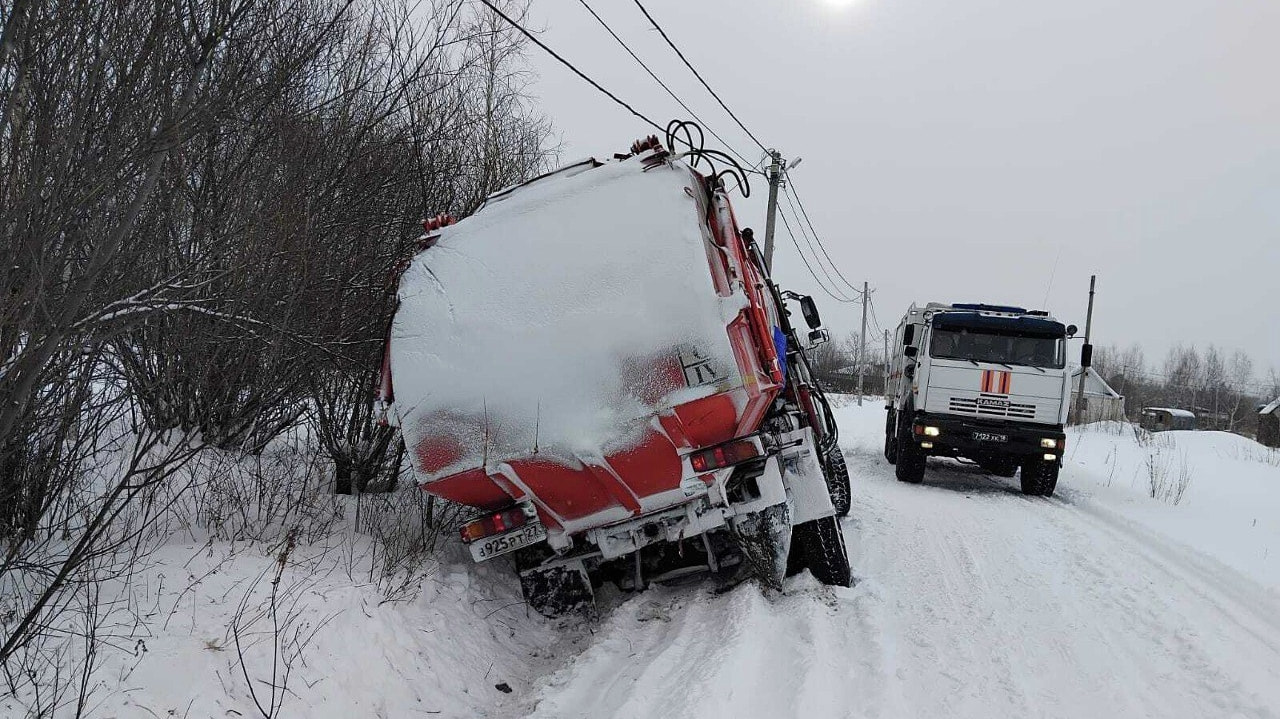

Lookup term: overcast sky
[522,0,1279,381]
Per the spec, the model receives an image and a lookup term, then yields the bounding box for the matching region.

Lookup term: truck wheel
[515,550,595,617]
[894,408,926,484]
[824,447,852,517]
[884,410,898,464]
[896,440,927,484]
[892,406,925,483]
[791,515,852,587]
[1019,460,1060,497]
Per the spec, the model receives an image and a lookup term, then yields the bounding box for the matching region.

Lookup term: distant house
[1140,407,1196,432]
[1069,367,1125,423]
[1260,398,1280,448]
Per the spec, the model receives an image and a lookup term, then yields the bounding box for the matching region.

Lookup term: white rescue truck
[884,302,1079,496]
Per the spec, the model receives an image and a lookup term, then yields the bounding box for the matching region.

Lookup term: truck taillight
[460,507,531,544]
[688,438,760,473]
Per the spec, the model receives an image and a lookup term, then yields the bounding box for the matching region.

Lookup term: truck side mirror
[798,295,821,329]
[904,346,918,358]
[903,325,915,345]
[1080,343,1093,368]
[1066,324,1078,338]
[808,328,829,346]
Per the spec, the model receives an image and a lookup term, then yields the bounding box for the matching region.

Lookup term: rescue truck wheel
[896,442,927,484]
[884,410,898,464]
[894,411,926,484]
[824,447,852,517]
[791,515,852,587]
[1019,460,1059,497]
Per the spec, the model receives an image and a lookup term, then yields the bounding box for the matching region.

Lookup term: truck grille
[949,395,1037,420]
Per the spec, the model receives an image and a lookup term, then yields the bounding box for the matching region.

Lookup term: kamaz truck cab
[884,302,1078,496]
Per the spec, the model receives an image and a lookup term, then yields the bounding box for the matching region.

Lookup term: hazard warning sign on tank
[678,345,727,387]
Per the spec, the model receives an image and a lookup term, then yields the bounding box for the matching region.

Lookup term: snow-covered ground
[14,401,1280,718]
[503,402,1280,719]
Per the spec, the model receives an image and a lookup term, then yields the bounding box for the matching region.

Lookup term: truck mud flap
[519,560,594,618]
[729,502,791,590]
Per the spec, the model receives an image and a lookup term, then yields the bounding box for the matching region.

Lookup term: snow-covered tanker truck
[378,134,852,615]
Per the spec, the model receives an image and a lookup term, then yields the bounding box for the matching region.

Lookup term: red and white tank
[381,143,787,540]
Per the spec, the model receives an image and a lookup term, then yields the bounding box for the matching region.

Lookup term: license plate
[972,431,1008,443]
[469,522,547,562]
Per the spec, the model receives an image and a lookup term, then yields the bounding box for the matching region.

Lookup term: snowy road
[508,405,1280,719]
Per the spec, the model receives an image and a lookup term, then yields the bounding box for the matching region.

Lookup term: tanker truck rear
[378,136,852,615]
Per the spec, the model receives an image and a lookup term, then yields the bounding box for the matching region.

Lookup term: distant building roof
[1261,398,1280,415]
[1143,407,1196,419]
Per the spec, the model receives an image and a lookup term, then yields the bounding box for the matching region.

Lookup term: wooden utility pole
[761,150,783,272]
[857,281,868,406]
[1073,275,1097,424]
[884,329,890,398]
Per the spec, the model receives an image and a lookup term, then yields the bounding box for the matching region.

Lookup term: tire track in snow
[845,444,1280,719]
[510,573,883,719]
[497,425,1279,719]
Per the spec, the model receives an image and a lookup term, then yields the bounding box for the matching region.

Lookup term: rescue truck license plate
[471,523,547,562]
[972,431,1008,443]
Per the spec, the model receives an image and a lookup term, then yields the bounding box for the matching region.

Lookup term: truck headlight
[1040,438,1058,449]
[1044,453,1057,461]
[923,426,940,437]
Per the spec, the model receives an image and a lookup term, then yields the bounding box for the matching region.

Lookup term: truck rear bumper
[910,412,1065,460]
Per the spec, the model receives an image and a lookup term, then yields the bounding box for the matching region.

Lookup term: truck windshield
[929,328,1065,369]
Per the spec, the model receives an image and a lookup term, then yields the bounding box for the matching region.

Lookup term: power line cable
[476,0,667,136]
[573,0,754,167]
[868,293,885,337]
[777,206,858,305]
[630,0,770,154]
[781,186,859,303]
[784,174,864,297]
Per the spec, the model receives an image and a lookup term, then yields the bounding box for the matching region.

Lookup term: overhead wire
[482,0,864,303]
[629,0,770,154]
[573,0,755,167]
[784,173,864,298]
[868,292,885,338]
[781,185,860,303]
[475,0,668,136]
[777,205,859,305]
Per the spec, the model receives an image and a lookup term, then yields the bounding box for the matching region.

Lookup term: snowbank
[1065,423,1280,589]
[390,156,741,480]
[831,398,1280,591]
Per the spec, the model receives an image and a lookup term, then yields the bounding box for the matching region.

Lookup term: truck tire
[894,411,926,484]
[791,515,852,587]
[824,447,852,517]
[896,441,927,484]
[884,410,898,464]
[1019,460,1059,497]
